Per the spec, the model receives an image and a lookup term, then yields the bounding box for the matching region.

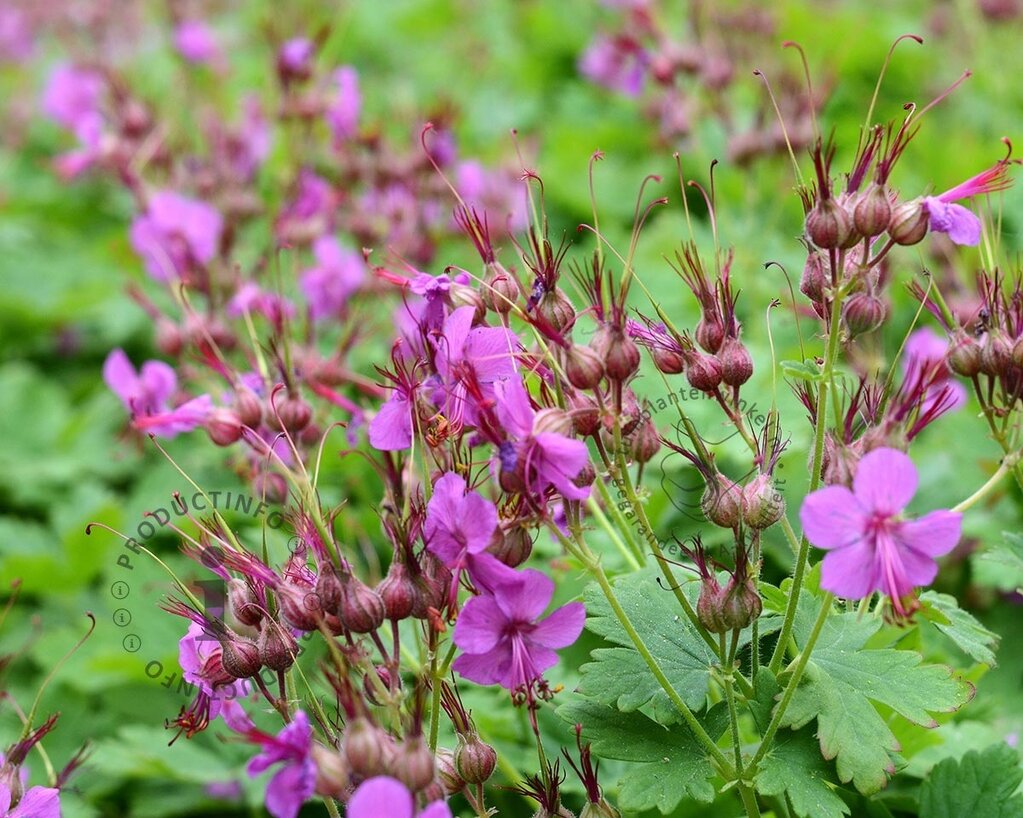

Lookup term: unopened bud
[343,717,387,779]
[741,474,785,529]
[339,576,386,633]
[629,420,661,464]
[888,198,929,246]
[489,525,533,568]
[701,475,743,528]
[219,634,261,679]
[800,252,828,303]
[948,332,983,377]
[206,408,244,446]
[805,198,853,250]
[565,344,605,390]
[257,621,299,671]
[312,744,351,798]
[981,330,1013,377]
[455,735,498,784]
[718,338,754,387]
[536,288,576,333]
[685,351,723,393]
[695,316,725,353]
[393,735,436,793]
[270,394,313,434]
[853,182,893,238]
[377,560,420,621]
[594,325,640,381]
[228,578,264,627]
[483,262,519,313]
[233,387,263,428]
[842,292,886,336]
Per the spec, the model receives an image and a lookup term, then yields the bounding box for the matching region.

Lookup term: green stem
[324,798,342,818]
[738,783,764,818]
[722,632,744,775]
[953,450,1022,512]
[749,594,834,774]
[769,286,845,673]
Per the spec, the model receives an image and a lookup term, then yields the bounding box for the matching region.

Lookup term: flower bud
[257,621,299,671]
[534,408,575,437]
[842,292,886,336]
[536,288,576,332]
[852,182,892,238]
[696,576,728,633]
[277,582,323,631]
[593,325,640,381]
[343,717,388,779]
[206,407,244,446]
[718,338,753,387]
[981,330,1014,377]
[805,198,853,249]
[652,345,685,374]
[436,748,465,795]
[363,665,399,706]
[393,735,436,793]
[568,391,601,437]
[219,634,261,679]
[489,524,533,567]
[888,198,929,246]
[233,387,264,428]
[270,394,313,434]
[454,735,498,785]
[800,252,828,303]
[741,474,785,530]
[377,560,421,621]
[339,576,386,633]
[720,576,762,630]
[695,316,724,353]
[315,564,344,615]
[565,344,605,390]
[312,744,351,798]
[700,474,743,528]
[685,351,723,393]
[483,262,519,313]
[948,332,983,377]
[629,420,661,464]
[228,578,264,627]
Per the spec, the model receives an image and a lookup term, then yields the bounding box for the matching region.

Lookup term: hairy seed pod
[436,748,465,795]
[695,316,725,353]
[948,332,983,377]
[219,634,262,679]
[228,578,264,627]
[483,261,519,313]
[489,525,533,568]
[338,576,386,633]
[685,351,723,393]
[455,735,498,785]
[981,330,1014,377]
[842,292,886,336]
[377,559,420,621]
[718,338,754,387]
[233,387,264,428]
[700,474,743,529]
[741,474,785,530]
[311,744,350,798]
[536,288,576,333]
[343,717,387,779]
[565,344,605,390]
[853,182,893,238]
[888,198,929,246]
[393,735,436,793]
[257,621,299,671]
[206,408,244,446]
[805,198,853,249]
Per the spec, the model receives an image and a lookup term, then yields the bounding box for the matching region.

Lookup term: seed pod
[981,330,1014,377]
[629,420,661,464]
[948,332,983,377]
[685,351,723,393]
[252,471,289,504]
[853,182,893,238]
[454,735,498,785]
[393,735,436,793]
[228,577,264,627]
[581,802,623,818]
[377,560,420,621]
[800,252,828,303]
[536,288,576,333]
[842,292,886,336]
[219,633,261,679]
[805,197,853,249]
[489,525,533,568]
[700,474,743,529]
[311,744,351,798]
[718,338,754,387]
[720,576,763,631]
[338,576,386,634]
[315,563,344,615]
[888,198,929,246]
[156,318,183,356]
[1012,335,1023,369]
[568,391,601,437]
[270,394,313,434]
[741,474,785,530]
[277,582,323,631]
[343,717,387,779]
[534,408,574,437]
[257,621,299,671]
[565,344,605,390]
[483,261,519,314]
[652,345,685,374]
[207,408,244,446]
[233,387,264,428]
[593,325,640,381]
[695,316,725,353]
[696,576,728,633]
[449,282,487,324]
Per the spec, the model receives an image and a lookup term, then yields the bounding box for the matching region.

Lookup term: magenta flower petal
[9,787,61,818]
[419,801,454,818]
[494,377,535,438]
[530,601,586,649]
[798,485,867,550]
[895,510,963,557]
[493,569,554,622]
[820,540,880,599]
[103,348,138,405]
[924,198,982,246]
[265,758,316,818]
[452,595,506,653]
[452,647,510,686]
[465,551,519,593]
[348,777,415,818]
[368,394,413,450]
[853,448,917,515]
[139,360,178,406]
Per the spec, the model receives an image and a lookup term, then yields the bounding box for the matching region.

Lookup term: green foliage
[918,743,1023,818]
[781,610,974,794]
[919,591,1001,667]
[556,698,719,814]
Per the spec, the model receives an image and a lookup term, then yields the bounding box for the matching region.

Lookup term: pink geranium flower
[349,776,451,818]
[130,191,223,281]
[800,447,962,614]
[452,569,585,693]
[246,711,316,818]
[299,235,365,319]
[326,66,360,146]
[923,157,1015,246]
[0,784,59,818]
[173,20,221,65]
[103,349,212,437]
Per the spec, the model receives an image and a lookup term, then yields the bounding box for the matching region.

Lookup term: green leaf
[557,697,717,814]
[781,359,825,381]
[919,743,1023,818]
[752,670,850,818]
[975,532,1023,593]
[781,610,974,794]
[919,591,1000,666]
[579,568,716,724]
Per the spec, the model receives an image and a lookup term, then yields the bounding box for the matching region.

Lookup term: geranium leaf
[919,743,1023,818]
